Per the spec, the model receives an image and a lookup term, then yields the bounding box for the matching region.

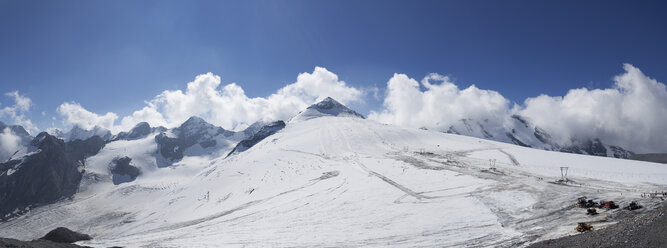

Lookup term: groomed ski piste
[1,111,667,247]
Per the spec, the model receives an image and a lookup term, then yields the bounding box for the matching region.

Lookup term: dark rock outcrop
[227,121,286,156]
[554,139,633,158]
[512,115,529,128]
[629,153,667,164]
[533,126,554,145]
[0,133,105,220]
[67,136,106,161]
[569,138,608,157]
[506,132,530,147]
[109,156,141,184]
[241,121,267,137]
[0,227,91,247]
[40,227,91,243]
[0,237,84,247]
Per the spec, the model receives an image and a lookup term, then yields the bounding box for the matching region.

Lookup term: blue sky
[1,0,666,133]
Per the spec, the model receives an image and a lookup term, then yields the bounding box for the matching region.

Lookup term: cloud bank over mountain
[2,64,665,153]
[0,127,21,160]
[57,102,119,131]
[517,64,667,153]
[0,91,37,134]
[368,73,511,133]
[369,64,667,153]
[56,67,363,132]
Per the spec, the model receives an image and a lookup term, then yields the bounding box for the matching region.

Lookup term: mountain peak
[132,122,151,130]
[174,116,229,140]
[111,122,156,141]
[292,97,364,121]
[308,97,347,110]
[0,121,31,138]
[180,116,211,129]
[65,125,111,142]
[31,132,63,148]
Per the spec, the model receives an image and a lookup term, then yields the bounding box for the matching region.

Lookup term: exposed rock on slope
[109,156,141,185]
[112,122,166,141]
[227,120,285,156]
[629,153,667,164]
[0,237,84,248]
[155,116,236,163]
[442,115,634,159]
[0,227,90,247]
[0,133,105,220]
[292,97,364,121]
[40,227,92,243]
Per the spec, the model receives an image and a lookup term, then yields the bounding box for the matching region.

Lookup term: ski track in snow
[1,116,666,247]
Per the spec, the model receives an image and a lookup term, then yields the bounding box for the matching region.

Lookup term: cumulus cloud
[0,127,21,161]
[58,66,364,132]
[0,91,38,134]
[57,102,119,131]
[369,73,510,129]
[369,64,667,153]
[517,64,667,153]
[52,64,666,153]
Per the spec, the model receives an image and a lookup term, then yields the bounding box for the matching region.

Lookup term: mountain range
[0,97,665,247]
[430,115,633,159]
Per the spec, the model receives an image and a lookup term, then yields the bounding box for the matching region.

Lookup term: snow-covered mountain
[437,115,634,158]
[155,116,246,164]
[0,116,280,219]
[111,122,166,141]
[291,96,365,122]
[63,125,112,142]
[1,97,665,247]
[0,132,105,220]
[0,121,33,162]
[227,120,286,156]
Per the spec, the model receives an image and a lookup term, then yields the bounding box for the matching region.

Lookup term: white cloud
[56,102,119,131]
[0,91,38,134]
[58,67,364,132]
[51,64,667,153]
[369,73,510,129]
[0,127,21,161]
[369,64,667,153]
[517,64,667,153]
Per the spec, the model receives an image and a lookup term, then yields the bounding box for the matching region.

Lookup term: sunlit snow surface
[1,117,666,247]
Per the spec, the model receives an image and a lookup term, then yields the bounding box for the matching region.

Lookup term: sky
[1,0,666,152]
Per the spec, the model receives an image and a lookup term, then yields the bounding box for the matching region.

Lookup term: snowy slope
[1,105,666,247]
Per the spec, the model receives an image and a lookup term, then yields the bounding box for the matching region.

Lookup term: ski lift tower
[560,167,569,182]
[489,159,497,172]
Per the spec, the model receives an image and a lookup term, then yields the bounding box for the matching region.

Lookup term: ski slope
[1,116,666,247]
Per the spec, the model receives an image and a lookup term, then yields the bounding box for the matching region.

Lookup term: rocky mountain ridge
[440,115,634,158]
